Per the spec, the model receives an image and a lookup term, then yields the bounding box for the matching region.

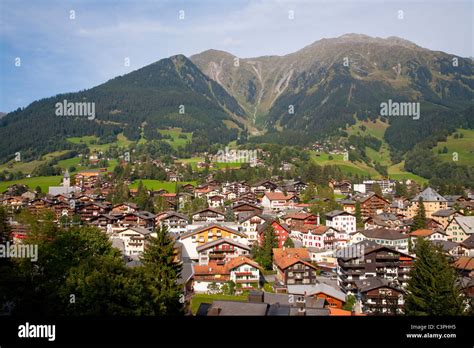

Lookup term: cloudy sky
[0,0,472,112]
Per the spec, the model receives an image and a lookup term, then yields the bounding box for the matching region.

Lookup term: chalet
[364,213,403,230]
[258,220,291,248]
[196,238,251,263]
[160,211,189,234]
[325,210,356,233]
[291,225,346,250]
[115,226,153,257]
[179,224,248,260]
[167,171,183,182]
[251,180,278,195]
[272,248,318,286]
[112,202,138,214]
[28,198,55,212]
[115,211,155,230]
[192,256,262,293]
[282,212,319,228]
[262,192,298,211]
[192,208,226,224]
[232,202,263,216]
[328,180,352,195]
[227,257,262,291]
[280,180,308,194]
[208,195,225,208]
[407,187,448,219]
[356,278,405,315]
[445,216,474,243]
[356,193,390,217]
[337,241,414,294]
[89,213,120,233]
[194,186,212,199]
[77,202,110,222]
[75,170,101,189]
[340,199,356,214]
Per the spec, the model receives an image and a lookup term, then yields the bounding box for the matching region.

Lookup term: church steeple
[63,169,70,188]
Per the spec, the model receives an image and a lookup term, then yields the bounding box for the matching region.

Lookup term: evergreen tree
[140,225,183,315]
[258,224,278,270]
[411,197,427,231]
[355,201,364,229]
[405,238,465,315]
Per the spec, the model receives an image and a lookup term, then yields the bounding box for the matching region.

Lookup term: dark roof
[431,240,460,252]
[326,210,354,218]
[432,209,457,217]
[207,301,268,316]
[359,228,408,240]
[461,234,474,249]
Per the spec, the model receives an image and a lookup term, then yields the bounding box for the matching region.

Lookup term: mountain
[191,34,474,147]
[1,34,473,163]
[0,55,245,162]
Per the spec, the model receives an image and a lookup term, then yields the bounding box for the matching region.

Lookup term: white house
[325,210,356,233]
[115,226,152,257]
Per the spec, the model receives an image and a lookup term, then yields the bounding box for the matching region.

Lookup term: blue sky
[0,0,472,112]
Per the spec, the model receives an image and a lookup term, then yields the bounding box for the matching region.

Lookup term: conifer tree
[405,238,465,315]
[140,225,183,315]
[412,197,427,231]
[355,201,364,229]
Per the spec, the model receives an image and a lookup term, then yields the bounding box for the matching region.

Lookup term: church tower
[63,169,70,188]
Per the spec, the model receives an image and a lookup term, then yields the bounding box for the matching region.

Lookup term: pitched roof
[272,248,315,270]
[409,229,436,237]
[461,234,474,249]
[453,216,474,234]
[287,283,346,302]
[282,212,315,220]
[264,192,295,201]
[326,210,354,218]
[453,256,474,271]
[432,209,457,217]
[192,207,226,216]
[196,238,251,252]
[359,228,408,240]
[179,223,246,239]
[412,187,447,202]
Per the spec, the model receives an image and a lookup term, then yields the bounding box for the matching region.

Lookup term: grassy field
[0,176,62,193]
[387,161,429,184]
[310,151,380,177]
[214,162,242,169]
[158,128,192,149]
[0,150,70,174]
[67,133,133,152]
[190,294,247,315]
[432,129,474,166]
[129,180,196,192]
